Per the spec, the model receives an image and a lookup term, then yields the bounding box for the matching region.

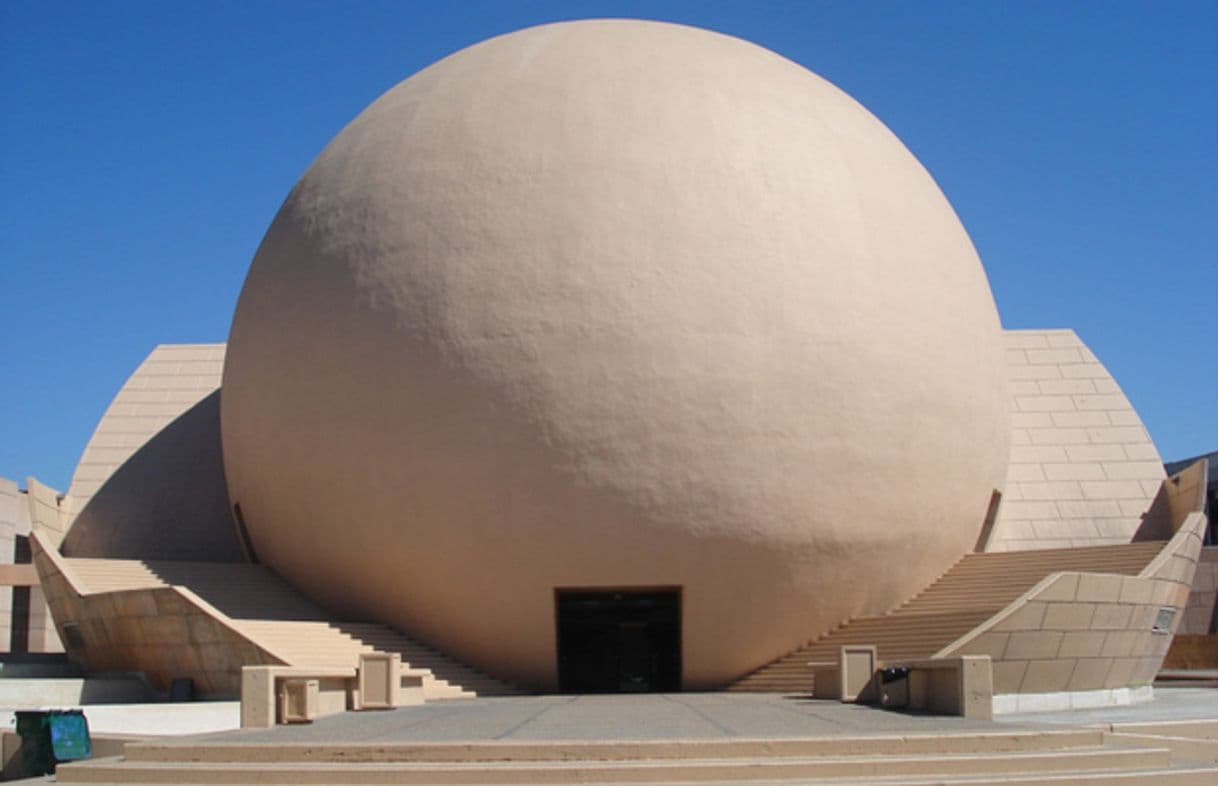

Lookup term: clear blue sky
[2,1,1215,491]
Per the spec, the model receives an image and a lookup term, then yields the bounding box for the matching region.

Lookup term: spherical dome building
[221,19,1010,691]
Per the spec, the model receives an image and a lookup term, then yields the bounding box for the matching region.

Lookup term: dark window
[10,536,31,653]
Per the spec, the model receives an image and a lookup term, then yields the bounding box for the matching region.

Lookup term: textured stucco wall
[989,329,1165,551]
[222,20,1009,690]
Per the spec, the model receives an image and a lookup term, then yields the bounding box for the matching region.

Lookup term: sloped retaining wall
[30,532,283,697]
[939,457,1208,708]
[938,510,1205,703]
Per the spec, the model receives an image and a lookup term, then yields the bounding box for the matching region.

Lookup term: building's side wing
[0,477,63,652]
[61,343,242,561]
[989,329,1165,551]
[66,344,225,511]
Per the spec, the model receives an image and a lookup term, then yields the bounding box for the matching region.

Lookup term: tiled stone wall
[0,478,62,653]
[989,329,1165,551]
[0,479,20,649]
[61,343,241,561]
[943,512,1205,694]
[31,533,282,697]
[1156,460,1208,541]
[1178,547,1217,635]
[1162,634,1218,669]
[26,584,61,654]
[25,480,67,653]
[24,477,66,546]
[66,344,225,513]
[23,477,67,648]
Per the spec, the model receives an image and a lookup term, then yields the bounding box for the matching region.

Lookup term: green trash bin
[14,709,91,775]
[49,709,92,763]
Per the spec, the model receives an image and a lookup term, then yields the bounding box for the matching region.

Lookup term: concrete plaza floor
[5,690,1214,785]
[184,688,1217,745]
[198,693,1002,745]
[155,694,1157,746]
[7,688,1214,745]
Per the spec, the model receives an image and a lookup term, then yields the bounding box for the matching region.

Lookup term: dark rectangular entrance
[555,588,681,693]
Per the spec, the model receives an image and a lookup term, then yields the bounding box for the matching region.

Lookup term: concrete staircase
[54,727,1218,784]
[63,557,524,699]
[730,541,1167,693]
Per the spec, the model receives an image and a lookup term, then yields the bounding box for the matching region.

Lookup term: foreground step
[119,730,1110,762]
[52,766,1218,786]
[56,730,1210,785]
[54,747,1179,784]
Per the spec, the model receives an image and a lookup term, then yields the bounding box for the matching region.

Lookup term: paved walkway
[194,693,1026,745]
[10,688,1214,744]
[186,688,1217,746]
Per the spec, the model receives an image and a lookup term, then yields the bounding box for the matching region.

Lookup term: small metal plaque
[1152,607,1176,633]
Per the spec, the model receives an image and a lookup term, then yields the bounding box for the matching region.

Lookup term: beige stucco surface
[989,329,1165,551]
[222,20,1009,689]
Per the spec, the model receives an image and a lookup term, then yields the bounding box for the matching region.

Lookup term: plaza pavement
[177,690,1214,746]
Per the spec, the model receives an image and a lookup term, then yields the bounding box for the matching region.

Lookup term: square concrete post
[241,666,277,728]
[358,652,401,710]
[839,645,879,703]
[958,655,993,720]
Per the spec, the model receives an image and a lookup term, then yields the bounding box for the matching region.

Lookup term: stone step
[934,562,1155,575]
[119,729,1111,761]
[792,619,990,635]
[54,746,1179,784]
[942,555,1158,569]
[1106,719,1218,740]
[52,768,1218,786]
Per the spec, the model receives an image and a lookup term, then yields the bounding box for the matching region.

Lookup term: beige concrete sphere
[221,19,1009,690]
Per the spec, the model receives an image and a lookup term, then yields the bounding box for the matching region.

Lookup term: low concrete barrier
[0,676,153,708]
[812,648,993,720]
[240,656,425,728]
[887,655,993,720]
